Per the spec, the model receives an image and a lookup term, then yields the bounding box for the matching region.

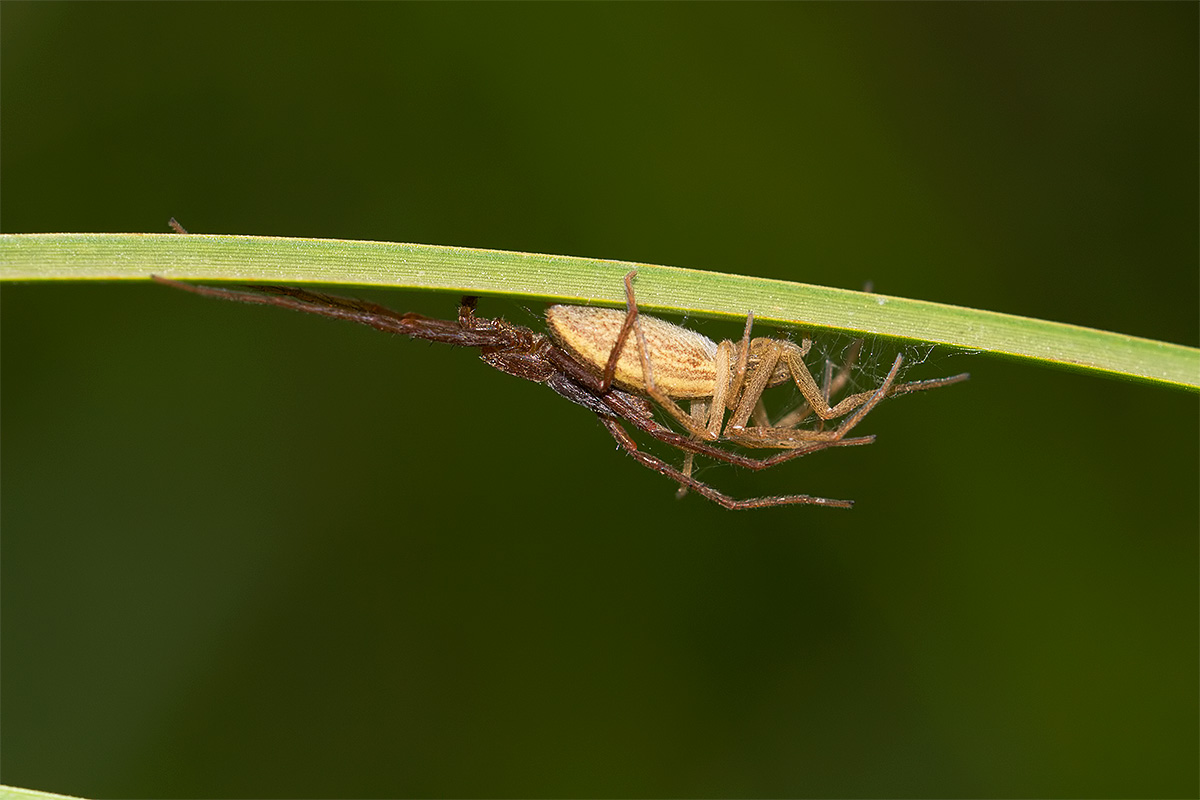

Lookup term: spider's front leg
[725,354,906,448]
[773,338,863,429]
[771,343,970,431]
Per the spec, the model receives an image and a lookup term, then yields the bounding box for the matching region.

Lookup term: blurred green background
[3,3,1196,798]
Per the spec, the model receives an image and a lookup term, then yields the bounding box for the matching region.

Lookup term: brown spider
[153,272,965,509]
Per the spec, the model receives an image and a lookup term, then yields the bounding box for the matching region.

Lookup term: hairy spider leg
[151,277,510,349]
[601,270,729,443]
[726,353,907,448]
[594,384,876,471]
[598,416,853,510]
[675,399,708,498]
[676,309,753,494]
[711,316,969,446]
[763,338,970,430]
[677,309,763,497]
[742,335,856,433]
[768,362,971,430]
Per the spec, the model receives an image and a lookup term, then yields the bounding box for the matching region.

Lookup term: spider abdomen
[546,305,718,398]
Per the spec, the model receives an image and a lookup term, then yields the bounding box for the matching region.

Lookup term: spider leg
[821,357,835,401]
[826,339,863,402]
[881,371,971,397]
[599,273,641,393]
[598,417,853,510]
[814,347,838,433]
[772,366,970,430]
[774,338,862,429]
[676,398,711,499]
[616,270,719,441]
[153,277,509,348]
[726,339,783,430]
[679,338,741,499]
[723,354,906,447]
[706,340,736,437]
[750,396,773,429]
[602,387,875,470]
[778,341,970,425]
[825,353,904,438]
[600,271,720,443]
[545,343,874,470]
[723,312,755,418]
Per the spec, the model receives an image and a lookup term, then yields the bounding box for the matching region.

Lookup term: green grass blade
[2,232,1196,390]
[0,786,88,800]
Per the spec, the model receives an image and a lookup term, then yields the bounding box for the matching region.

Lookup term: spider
[153,272,965,509]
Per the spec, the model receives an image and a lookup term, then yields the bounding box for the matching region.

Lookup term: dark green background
[3,3,1196,797]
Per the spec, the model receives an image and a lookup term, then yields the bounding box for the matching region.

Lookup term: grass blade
[2,232,1196,390]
